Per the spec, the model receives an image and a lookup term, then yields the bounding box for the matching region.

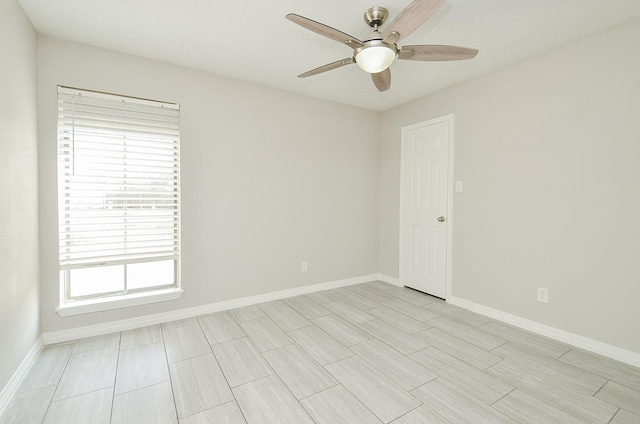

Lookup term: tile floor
[2,281,640,423]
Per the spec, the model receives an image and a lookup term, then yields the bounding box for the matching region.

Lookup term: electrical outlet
[537,287,549,304]
[301,261,308,272]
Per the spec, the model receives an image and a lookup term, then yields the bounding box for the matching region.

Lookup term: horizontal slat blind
[57,86,180,269]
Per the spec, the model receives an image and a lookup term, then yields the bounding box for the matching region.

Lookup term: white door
[400,116,452,298]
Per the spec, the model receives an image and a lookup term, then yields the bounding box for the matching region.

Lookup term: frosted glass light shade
[355,45,396,73]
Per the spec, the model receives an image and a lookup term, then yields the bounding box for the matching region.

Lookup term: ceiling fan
[286,0,478,92]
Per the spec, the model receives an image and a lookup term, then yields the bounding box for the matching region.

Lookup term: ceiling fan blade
[382,0,446,42]
[287,14,363,48]
[371,68,391,92]
[298,57,355,78]
[398,45,479,61]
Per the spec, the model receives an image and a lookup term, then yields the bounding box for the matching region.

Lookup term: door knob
[438,216,446,222]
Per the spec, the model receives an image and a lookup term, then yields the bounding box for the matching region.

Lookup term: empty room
[2,0,640,422]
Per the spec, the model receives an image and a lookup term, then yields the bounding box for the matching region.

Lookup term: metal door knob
[438,216,446,222]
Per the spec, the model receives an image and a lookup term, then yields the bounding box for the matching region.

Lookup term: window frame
[55,86,183,316]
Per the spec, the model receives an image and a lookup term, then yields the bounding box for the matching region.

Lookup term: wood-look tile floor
[3,282,640,423]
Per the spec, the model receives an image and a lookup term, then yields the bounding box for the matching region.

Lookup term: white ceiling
[19,0,640,111]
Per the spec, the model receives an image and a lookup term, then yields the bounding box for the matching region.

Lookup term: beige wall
[37,37,381,333]
[380,18,640,354]
[0,0,40,389]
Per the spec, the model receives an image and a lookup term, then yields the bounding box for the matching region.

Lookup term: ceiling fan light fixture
[355,42,396,73]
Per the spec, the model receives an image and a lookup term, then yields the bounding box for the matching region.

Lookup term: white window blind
[57,86,180,277]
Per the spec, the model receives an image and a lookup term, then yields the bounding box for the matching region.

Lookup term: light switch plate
[537,287,549,303]
[455,181,463,192]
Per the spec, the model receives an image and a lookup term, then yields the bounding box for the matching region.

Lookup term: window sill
[56,287,184,317]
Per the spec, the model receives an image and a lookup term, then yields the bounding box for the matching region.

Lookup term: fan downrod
[363,7,388,28]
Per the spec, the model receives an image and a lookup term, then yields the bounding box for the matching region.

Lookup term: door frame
[399,113,455,299]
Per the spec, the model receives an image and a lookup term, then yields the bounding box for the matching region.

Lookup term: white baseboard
[448,296,640,368]
[43,274,379,345]
[0,335,44,416]
[376,273,403,287]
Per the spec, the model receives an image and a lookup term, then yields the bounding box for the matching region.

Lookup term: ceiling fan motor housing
[354,18,399,74]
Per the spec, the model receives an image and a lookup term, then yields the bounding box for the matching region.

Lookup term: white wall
[38,37,381,333]
[0,0,40,389]
[379,18,640,354]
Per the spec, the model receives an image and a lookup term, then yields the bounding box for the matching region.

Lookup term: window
[56,86,181,314]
